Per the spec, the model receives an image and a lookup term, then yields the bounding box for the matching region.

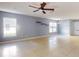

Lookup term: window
[3,17,16,37]
[49,22,57,33]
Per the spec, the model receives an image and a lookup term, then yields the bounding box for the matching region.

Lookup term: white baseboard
[0,35,49,44]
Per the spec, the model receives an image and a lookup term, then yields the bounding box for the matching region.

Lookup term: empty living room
[0,1,79,58]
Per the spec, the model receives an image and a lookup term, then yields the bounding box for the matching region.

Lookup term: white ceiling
[0,2,79,20]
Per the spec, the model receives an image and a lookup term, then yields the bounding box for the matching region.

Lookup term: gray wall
[0,11,50,42]
[56,20,79,36]
[70,20,79,36]
[58,20,70,36]
[0,11,72,42]
[0,12,3,41]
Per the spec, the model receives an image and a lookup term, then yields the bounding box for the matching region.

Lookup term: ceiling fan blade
[42,11,46,14]
[29,5,39,9]
[43,8,54,11]
[33,9,40,12]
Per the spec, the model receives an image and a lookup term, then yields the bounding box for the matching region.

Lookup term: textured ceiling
[0,2,79,20]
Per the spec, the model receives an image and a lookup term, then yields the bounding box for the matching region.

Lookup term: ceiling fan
[29,2,54,14]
